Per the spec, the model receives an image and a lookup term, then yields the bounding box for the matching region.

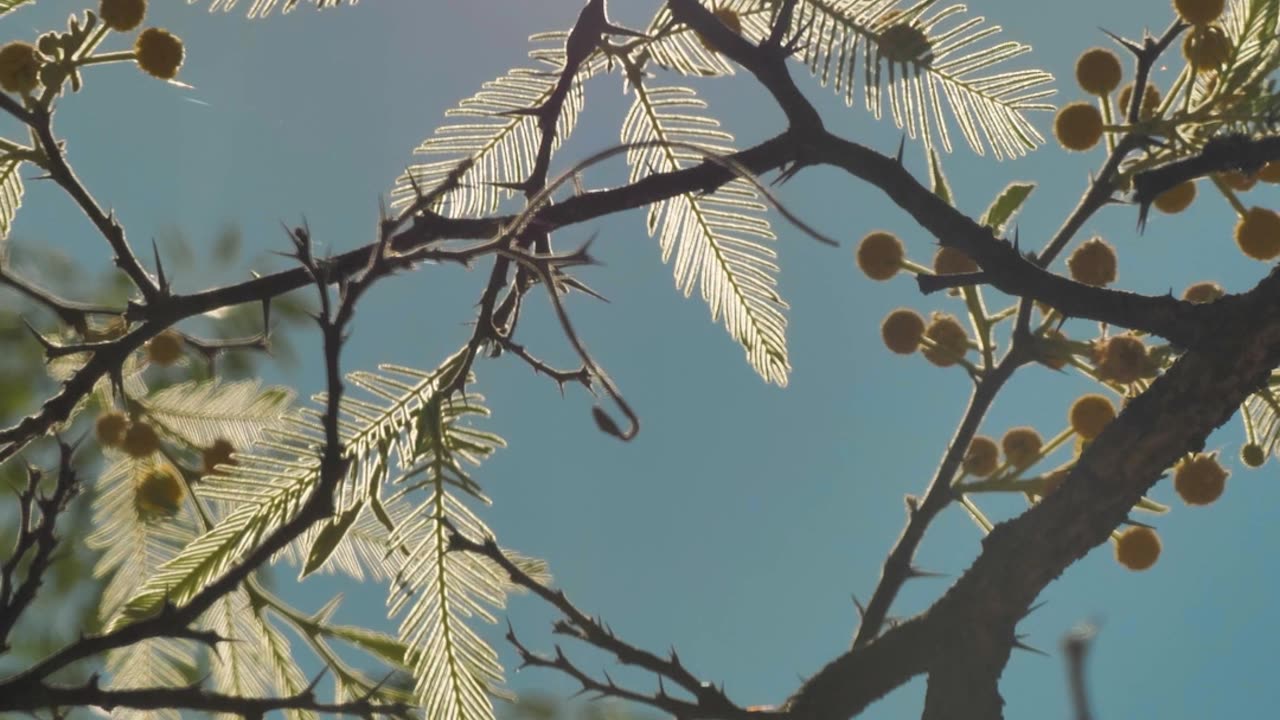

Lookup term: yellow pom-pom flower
[963,436,999,477]
[1182,281,1224,303]
[1067,237,1117,287]
[922,314,969,367]
[201,438,236,475]
[932,246,978,275]
[856,231,905,281]
[1054,102,1104,152]
[1174,452,1228,505]
[1256,161,1280,183]
[1234,206,1280,261]
[135,28,184,80]
[100,0,147,32]
[1075,48,1122,96]
[121,421,160,458]
[135,466,185,517]
[0,42,40,95]
[1241,443,1267,468]
[1115,526,1161,571]
[881,308,925,355]
[1001,427,1043,470]
[96,411,129,448]
[146,329,184,366]
[1174,0,1225,26]
[1069,394,1116,440]
[1093,334,1151,384]
[1117,83,1160,119]
[1183,25,1231,71]
[1153,181,1196,214]
[1218,170,1257,192]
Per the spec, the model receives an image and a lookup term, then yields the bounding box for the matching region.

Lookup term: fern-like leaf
[0,0,31,18]
[205,590,272,716]
[383,389,509,719]
[649,1,1054,158]
[622,81,789,385]
[88,457,200,716]
[191,0,353,19]
[139,379,294,452]
[0,154,24,238]
[390,33,603,218]
[113,354,472,626]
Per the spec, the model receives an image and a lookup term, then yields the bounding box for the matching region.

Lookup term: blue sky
[4,0,1280,718]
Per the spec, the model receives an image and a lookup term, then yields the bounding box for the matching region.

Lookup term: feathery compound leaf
[115,354,469,627]
[0,154,24,239]
[643,0,772,76]
[391,33,603,218]
[389,492,506,720]
[0,0,31,18]
[379,391,512,720]
[87,457,200,714]
[679,0,1053,158]
[622,80,789,386]
[205,590,272,716]
[139,380,294,452]
[191,0,353,19]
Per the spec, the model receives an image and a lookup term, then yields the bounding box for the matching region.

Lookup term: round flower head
[933,246,978,275]
[146,329,184,366]
[1075,48,1122,96]
[1093,334,1151,384]
[1054,102,1104,152]
[1001,427,1043,470]
[1257,161,1280,183]
[881,308,925,355]
[922,314,969,367]
[1218,170,1257,192]
[1114,526,1161,571]
[1070,394,1116,441]
[964,436,999,477]
[1234,206,1280,261]
[697,8,742,53]
[121,421,160,458]
[1037,329,1071,371]
[1153,181,1196,214]
[1182,281,1224,303]
[100,0,147,32]
[1174,0,1225,26]
[1067,237,1117,287]
[856,231,905,281]
[201,438,236,475]
[1039,467,1071,497]
[135,28,184,80]
[1117,83,1161,119]
[877,18,932,64]
[135,466,184,517]
[1183,25,1231,72]
[1241,443,1267,468]
[1174,452,1228,505]
[96,411,129,447]
[0,42,40,95]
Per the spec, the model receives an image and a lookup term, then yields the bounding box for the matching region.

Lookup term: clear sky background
[4,1,1280,718]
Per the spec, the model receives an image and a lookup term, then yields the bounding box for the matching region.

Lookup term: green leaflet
[980,183,1035,235]
[622,80,790,386]
[929,148,954,206]
[301,502,364,578]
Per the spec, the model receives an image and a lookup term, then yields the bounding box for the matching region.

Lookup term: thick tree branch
[3,676,412,717]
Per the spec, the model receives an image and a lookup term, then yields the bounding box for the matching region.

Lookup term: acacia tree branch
[0,219,398,694]
[6,675,413,718]
[26,106,161,302]
[0,437,79,651]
